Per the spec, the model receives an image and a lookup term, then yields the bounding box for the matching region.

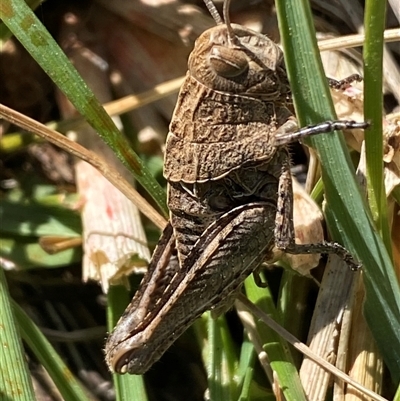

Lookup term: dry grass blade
[104,77,185,117]
[318,28,400,52]
[235,302,274,384]
[55,14,152,292]
[335,275,384,400]
[236,294,388,401]
[0,103,168,231]
[298,256,355,399]
[52,77,185,137]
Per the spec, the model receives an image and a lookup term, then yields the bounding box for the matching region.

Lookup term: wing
[106,201,276,374]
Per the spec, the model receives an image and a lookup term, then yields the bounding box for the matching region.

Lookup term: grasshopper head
[190,1,289,100]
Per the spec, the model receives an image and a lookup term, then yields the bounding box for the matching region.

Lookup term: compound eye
[210,45,248,78]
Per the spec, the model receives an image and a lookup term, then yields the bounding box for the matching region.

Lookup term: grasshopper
[105,0,367,374]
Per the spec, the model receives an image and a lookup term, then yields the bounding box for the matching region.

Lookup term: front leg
[273,118,369,147]
[274,73,369,147]
[274,158,361,271]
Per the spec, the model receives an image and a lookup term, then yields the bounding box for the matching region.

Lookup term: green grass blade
[0,0,167,215]
[244,276,307,401]
[278,271,313,368]
[275,0,400,382]
[207,314,237,401]
[12,301,91,401]
[394,384,400,401]
[106,285,149,401]
[235,338,256,400]
[0,268,36,401]
[363,0,391,250]
[0,0,42,43]
[0,200,81,237]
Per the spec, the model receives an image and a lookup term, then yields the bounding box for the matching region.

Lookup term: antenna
[223,0,239,46]
[204,0,223,25]
[204,0,239,46]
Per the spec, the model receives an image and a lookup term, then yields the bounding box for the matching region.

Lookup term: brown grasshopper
[105,0,367,374]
